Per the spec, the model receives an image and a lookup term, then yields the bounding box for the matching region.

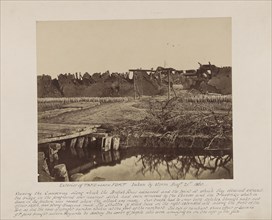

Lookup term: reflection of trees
[136,152,232,179]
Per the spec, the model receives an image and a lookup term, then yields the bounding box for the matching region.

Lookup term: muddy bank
[122,134,232,150]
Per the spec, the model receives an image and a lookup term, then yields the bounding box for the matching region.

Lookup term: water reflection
[43,143,232,181]
[135,151,232,180]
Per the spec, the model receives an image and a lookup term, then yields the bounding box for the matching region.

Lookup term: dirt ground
[39,100,148,125]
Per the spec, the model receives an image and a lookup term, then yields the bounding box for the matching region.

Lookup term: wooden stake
[76,137,85,149]
[112,137,120,150]
[159,71,162,85]
[38,152,50,176]
[53,164,69,182]
[133,72,136,100]
[83,137,89,148]
[38,152,52,182]
[168,70,170,100]
[104,137,112,151]
[70,138,77,156]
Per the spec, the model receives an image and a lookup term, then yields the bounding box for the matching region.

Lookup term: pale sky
[37,18,231,78]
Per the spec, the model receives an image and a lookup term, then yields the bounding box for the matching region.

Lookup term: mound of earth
[37,75,62,97]
[199,67,232,94]
[37,71,163,98]
[179,66,232,94]
[37,65,232,97]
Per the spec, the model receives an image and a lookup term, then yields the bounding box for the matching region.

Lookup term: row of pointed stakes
[38,131,120,182]
[68,132,120,153]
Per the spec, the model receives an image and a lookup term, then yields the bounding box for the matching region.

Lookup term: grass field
[38,97,130,112]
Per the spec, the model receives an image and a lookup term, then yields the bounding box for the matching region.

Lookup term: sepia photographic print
[2,1,271,219]
[37,18,233,182]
